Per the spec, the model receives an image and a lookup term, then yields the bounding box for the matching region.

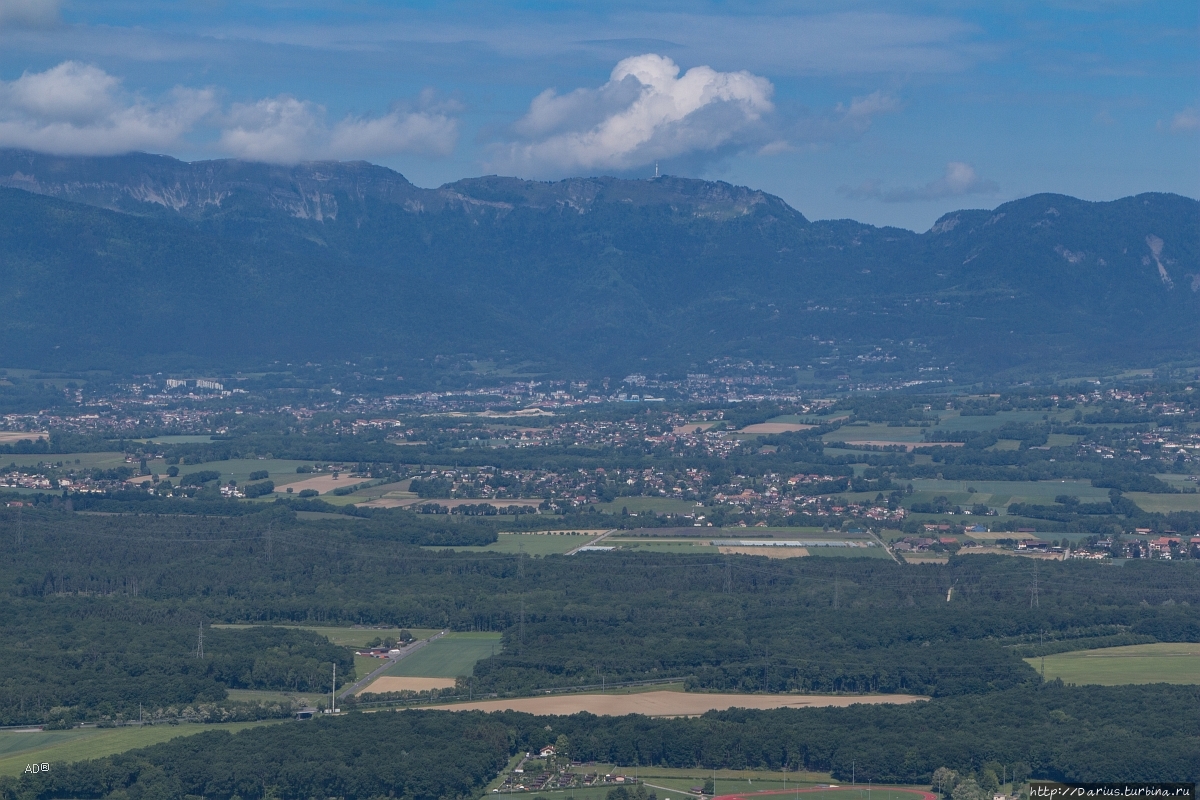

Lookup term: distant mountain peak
[0,149,805,225]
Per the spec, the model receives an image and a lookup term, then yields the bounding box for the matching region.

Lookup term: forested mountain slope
[0,149,1195,377]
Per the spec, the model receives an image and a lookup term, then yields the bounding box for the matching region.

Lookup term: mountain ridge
[0,149,1195,379]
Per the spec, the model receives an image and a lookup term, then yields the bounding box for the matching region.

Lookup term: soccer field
[386,632,503,678]
[1029,643,1200,685]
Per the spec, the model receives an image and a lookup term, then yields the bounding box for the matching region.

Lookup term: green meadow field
[386,633,503,678]
[0,721,280,777]
[1029,643,1200,686]
[422,532,595,555]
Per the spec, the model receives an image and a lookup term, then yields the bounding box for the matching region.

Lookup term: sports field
[385,632,502,678]
[1028,643,1200,685]
[0,721,279,776]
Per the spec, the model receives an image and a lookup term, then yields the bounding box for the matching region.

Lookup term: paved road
[339,630,446,698]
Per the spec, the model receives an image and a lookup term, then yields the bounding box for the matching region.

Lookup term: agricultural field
[934,409,1074,431]
[430,690,926,716]
[1125,492,1200,513]
[422,531,597,555]
[1029,643,1200,686]
[212,624,439,649]
[607,537,716,554]
[821,425,927,445]
[5,451,140,470]
[594,497,702,515]
[385,632,503,679]
[904,478,1108,511]
[0,721,280,777]
[197,459,323,487]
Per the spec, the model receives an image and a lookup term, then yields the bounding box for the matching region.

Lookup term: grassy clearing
[7,452,132,470]
[1045,434,1083,447]
[387,633,503,678]
[1126,492,1200,513]
[906,478,1107,509]
[594,497,702,515]
[0,721,280,776]
[802,546,892,559]
[423,533,593,556]
[224,688,318,704]
[935,409,1073,431]
[822,425,926,444]
[211,625,439,648]
[612,539,717,554]
[1029,643,1200,685]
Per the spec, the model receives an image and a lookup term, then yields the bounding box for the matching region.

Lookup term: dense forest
[1,506,1197,725]
[2,683,1196,798]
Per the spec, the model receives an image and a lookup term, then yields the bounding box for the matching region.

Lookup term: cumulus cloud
[840,161,998,203]
[0,0,58,27]
[0,61,459,162]
[218,93,459,163]
[0,62,215,155]
[493,54,774,174]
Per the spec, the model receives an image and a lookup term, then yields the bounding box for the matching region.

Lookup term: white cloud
[218,94,459,163]
[0,60,458,162]
[493,53,774,174]
[1166,107,1199,134]
[0,0,58,27]
[0,61,215,155]
[841,161,998,203]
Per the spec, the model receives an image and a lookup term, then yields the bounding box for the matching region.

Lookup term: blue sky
[0,0,1194,230]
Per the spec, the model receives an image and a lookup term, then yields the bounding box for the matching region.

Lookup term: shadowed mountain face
[0,149,1196,378]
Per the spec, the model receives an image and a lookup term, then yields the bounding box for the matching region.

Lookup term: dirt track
[424,690,926,716]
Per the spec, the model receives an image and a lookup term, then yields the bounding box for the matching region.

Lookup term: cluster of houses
[894,535,958,553]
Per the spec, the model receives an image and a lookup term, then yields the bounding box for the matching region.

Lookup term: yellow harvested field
[426,690,926,716]
[361,677,457,694]
[275,473,369,495]
[739,423,813,434]
[902,556,949,565]
[0,431,47,443]
[719,546,809,558]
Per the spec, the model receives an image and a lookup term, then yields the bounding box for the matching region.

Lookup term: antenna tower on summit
[655,161,659,178]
